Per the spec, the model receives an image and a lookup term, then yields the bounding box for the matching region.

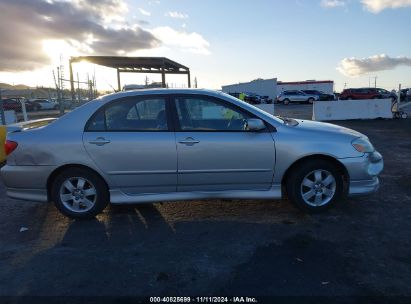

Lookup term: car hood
[292,119,365,138]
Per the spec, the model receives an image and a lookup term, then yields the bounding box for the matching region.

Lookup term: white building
[277,80,334,94]
[221,78,278,100]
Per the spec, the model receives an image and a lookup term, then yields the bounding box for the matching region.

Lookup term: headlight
[352,137,374,153]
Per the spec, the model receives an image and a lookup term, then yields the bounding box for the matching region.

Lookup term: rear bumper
[6,188,48,202]
[1,164,55,202]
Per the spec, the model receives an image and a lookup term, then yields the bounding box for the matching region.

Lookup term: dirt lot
[0,104,410,301]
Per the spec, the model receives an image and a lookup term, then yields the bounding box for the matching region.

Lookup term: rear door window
[86,97,169,132]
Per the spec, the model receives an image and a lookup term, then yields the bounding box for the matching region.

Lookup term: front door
[173,95,276,192]
[83,95,177,194]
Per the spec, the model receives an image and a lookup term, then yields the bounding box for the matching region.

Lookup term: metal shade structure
[69,56,191,100]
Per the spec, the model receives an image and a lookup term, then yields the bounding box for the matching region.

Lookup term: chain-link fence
[0,92,92,125]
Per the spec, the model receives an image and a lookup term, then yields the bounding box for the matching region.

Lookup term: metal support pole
[19,100,28,122]
[117,68,121,92]
[77,72,81,104]
[161,68,166,88]
[0,90,5,125]
[187,71,191,88]
[57,67,64,114]
[69,59,75,106]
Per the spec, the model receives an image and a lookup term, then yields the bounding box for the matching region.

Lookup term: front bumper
[340,151,383,196]
[349,177,380,196]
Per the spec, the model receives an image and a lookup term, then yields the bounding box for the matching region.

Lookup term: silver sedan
[1,89,383,219]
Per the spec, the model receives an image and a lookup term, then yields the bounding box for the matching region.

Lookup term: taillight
[4,140,18,156]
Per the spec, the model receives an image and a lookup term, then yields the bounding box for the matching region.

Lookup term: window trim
[170,94,272,133]
[84,95,174,132]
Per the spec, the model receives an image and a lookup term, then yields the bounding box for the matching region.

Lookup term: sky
[0,0,410,92]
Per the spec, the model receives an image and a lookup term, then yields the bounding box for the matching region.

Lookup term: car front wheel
[286,160,344,213]
[51,168,109,219]
[283,98,290,105]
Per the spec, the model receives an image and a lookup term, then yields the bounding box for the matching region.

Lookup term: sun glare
[42,39,79,66]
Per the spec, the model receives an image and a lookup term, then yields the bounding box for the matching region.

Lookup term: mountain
[0,83,32,90]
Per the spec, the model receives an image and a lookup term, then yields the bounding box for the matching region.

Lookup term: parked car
[399,88,411,102]
[1,89,383,219]
[244,93,262,104]
[260,96,273,104]
[339,88,397,101]
[276,90,319,105]
[1,98,34,112]
[302,90,335,101]
[29,99,58,110]
[228,92,240,99]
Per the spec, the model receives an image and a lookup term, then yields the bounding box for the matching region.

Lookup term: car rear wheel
[283,98,290,105]
[347,97,353,100]
[308,98,314,104]
[51,168,109,219]
[286,159,344,213]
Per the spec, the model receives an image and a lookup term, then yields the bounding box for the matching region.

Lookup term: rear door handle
[178,137,200,145]
[88,137,111,146]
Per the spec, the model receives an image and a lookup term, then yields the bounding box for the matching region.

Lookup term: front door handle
[88,137,111,146]
[178,137,200,145]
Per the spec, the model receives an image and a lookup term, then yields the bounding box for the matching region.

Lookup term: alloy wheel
[300,169,336,207]
[59,177,97,213]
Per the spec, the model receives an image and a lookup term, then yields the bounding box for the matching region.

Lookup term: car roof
[96,88,226,103]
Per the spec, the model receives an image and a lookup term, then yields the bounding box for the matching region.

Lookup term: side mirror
[245,118,266,131]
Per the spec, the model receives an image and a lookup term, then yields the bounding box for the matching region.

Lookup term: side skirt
[109,185,282,204]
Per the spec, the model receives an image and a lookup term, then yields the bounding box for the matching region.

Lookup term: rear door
[172,94,276,192]
[83,95,177,194]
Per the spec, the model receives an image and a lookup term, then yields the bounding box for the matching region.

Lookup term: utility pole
[374,76,378,88]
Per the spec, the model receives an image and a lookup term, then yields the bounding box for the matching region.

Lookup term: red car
[1,98,35,112]
[340,88,397,101]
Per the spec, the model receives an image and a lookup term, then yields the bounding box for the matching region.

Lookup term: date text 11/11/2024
[149,297,258,303]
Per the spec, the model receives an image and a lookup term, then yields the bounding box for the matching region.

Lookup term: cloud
[0,0,159,71]
[320,0,347,7]
[151,26,210,55]
[361,0,411,13]
[337,54,411,77]
[165,11,189,19]
[138,8,151,16]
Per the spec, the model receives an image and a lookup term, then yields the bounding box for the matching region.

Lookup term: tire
[35,105,40,111]
[51,167,109,219]
[347,97,353,100]
[286,159,344,213]
[308,98,314,104]
[283,98,290,105]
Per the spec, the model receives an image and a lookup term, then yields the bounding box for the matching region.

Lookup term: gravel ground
[0,104,410,301]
